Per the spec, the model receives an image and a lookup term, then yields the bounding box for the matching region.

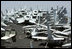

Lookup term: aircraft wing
[16,17,25,23]
[62,43,71,47]
[32,36,48,40]
[1,34,15,40]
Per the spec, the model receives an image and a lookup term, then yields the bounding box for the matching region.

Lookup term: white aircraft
[29,16,64,41]
[29,8,66,41]
[16,8,37,24]
[1,28,5,31]
[1,11,8,26]
[1,22,7,32]
[16,9,45,24]
[62,43,71,48]
[50,19,71,38]
[1,29,16,41]
[51,29,71,38]
[1,10,14,23]
[16,16,25,23]
[31,26,64,41]
[22,11,48,35]
[4,9,20,23]
[1,10,16,42]
[1,21,7,27]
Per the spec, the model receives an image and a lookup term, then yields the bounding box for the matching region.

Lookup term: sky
[1,1,71,22]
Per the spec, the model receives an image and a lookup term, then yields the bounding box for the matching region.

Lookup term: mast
[46,11,53,40]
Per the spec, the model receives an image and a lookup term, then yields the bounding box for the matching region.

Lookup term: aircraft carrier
[1,6,71,48]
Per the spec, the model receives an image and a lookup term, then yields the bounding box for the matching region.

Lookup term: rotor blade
[61,8,67,14]
[51,7,54,10]
[30,7,32,11]
[1,11,4,16]
[57,6,58,10]
[41,20,47,25]
[6,9,8,13]
[14,8,16,12]
[57,6,63,15]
